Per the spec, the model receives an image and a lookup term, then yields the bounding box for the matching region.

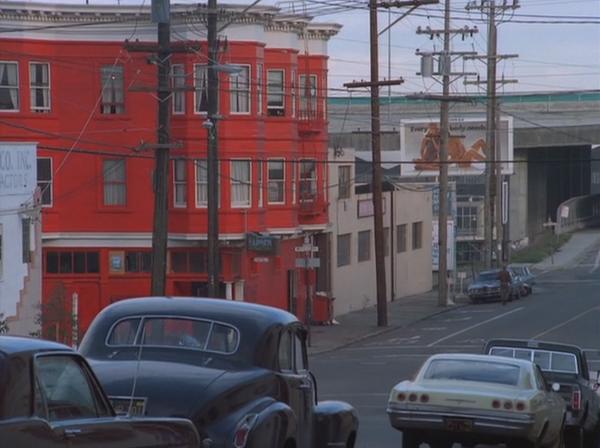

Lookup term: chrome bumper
[387,403,536,439]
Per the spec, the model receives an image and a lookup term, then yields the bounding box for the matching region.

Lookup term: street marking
[443,317,473,323]
[591,248,600,273]
[427,307,525,347]
[422,327,447,331]
[533,306,600,339]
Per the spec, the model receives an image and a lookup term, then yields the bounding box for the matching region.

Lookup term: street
[310,245,600,447]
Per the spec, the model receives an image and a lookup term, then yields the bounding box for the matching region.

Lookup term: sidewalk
[533,229,600,272]
[308,291,469,355]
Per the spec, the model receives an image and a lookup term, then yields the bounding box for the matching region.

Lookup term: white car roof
[425,353,533,370]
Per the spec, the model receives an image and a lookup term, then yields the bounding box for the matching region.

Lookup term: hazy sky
[21,0,600,95]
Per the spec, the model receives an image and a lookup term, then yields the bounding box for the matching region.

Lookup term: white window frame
[194,64,209,114]
[37,157,53,207]
[100,65,124,114]
[291,160,297,205]
[291,69,297,118]
[29,62,50,112]
[0,61,19,112]
[103,159,127,206]
[299,74,317,116]
[230,64,251,115]
[231,159,251,208]
[267,158,285,205]
[173,159,187,208]
[299,159,317,201]
[257,160,264,208]
[171,64,186,115]
[257,63,263,115]
[267,69,285,116]
[195,159,208,207]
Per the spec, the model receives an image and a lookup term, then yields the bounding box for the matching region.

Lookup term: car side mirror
[552,383,561,392]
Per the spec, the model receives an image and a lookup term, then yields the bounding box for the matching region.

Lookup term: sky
[18,0,600,96]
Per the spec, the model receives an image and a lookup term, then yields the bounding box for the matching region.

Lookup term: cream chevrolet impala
[387,354,566,448]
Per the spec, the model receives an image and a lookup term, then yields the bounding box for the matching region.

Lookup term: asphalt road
[310,245,600,448]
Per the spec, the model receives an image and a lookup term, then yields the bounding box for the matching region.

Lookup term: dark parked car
[484,339,600,447]
[79,297,359,448]
[510,265,536,295]
[0,336,199,448]
[467,269,521,303]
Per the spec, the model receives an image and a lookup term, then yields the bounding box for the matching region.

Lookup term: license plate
[445,418,473,431]
[109,397,147,416]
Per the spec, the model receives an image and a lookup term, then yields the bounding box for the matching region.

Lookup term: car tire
[402,431,420,448]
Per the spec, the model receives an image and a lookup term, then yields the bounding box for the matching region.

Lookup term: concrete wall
[327,150,433,317]
[509,148,529,244]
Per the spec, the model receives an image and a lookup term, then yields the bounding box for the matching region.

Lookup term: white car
[387,353,566,448]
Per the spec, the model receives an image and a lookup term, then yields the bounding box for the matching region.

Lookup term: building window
[291,69,297,118]
[46,251,100,274]
[230,65,250,114]
[22,218,31,263]
[231,160,251,207]
[397,224,407,253]
[338,165,351,200]
[337,234,351,267]
[195,160,219,208]
[171,64,186,114]
[103,159,126,206]
[37,157,52,206]
[170,251,207,273]
[125,251,152,273]
[457,205,479,236]
[194,64,208,113]
[457,241,482,265]
[257,63,263,115]
[173,159,187,207]
[100,65,124,114]
[299,160,317,201]
[267,69,285,116]
[291,161,297,204]
[299,74,317,117]
[268,159,285,204]
[30,62,50,112]
[257,160,264,207]
[0,62,19,111]
[412,221,423,250]
[358,230,371,262]
[195,159,208,207]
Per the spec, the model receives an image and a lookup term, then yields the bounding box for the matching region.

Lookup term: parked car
[485,339,600,447]
[79,297,359,448]
[387,353,566,448]
[0,336,199,448]
[510,265,536,295]
[467,269,522,303]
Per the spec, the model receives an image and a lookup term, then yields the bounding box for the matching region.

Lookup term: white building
[326,148,433,317]
[0,143,41,335]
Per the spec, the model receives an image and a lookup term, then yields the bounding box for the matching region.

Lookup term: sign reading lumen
[399,117,514,177]
[0,144,37,196]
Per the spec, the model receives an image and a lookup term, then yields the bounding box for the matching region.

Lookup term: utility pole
[126,2,200,296]
[207,0,220,298]
[465,0,519,268]
[344,0,435,326]
[415,3,478,306]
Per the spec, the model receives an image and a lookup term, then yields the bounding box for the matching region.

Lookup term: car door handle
[63,428,82,439]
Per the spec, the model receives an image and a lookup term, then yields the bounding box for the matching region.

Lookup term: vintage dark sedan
[467,269,522,303]
[0,336,199,448]
[79,297,359,448]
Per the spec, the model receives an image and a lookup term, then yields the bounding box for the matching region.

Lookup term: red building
[0,2,339,340]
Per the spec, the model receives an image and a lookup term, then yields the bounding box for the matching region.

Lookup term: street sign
[295,258,320,269]
[295,245,318,253]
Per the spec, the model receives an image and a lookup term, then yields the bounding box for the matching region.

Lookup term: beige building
[324,148,433,317]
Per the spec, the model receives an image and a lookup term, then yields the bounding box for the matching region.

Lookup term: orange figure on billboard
[413,123,488,170]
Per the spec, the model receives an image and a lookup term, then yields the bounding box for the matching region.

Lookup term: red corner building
[0,2,339,340]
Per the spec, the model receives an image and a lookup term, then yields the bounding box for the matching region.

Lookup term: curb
[309,301,470,356]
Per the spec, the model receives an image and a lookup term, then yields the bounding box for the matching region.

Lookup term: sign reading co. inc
[0,143,37,196]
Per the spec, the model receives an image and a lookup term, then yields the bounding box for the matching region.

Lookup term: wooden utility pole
[207,0,220,298]
[345,0,435,326]
[465,0,519,267]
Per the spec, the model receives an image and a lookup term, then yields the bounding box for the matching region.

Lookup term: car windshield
[477,272,499,282]
[107,317,240,355]
[423,359,521,386]
[489,347,579,374]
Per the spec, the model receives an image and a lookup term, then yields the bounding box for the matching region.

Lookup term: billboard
[400,117,514,177]
[0,143,37,196]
